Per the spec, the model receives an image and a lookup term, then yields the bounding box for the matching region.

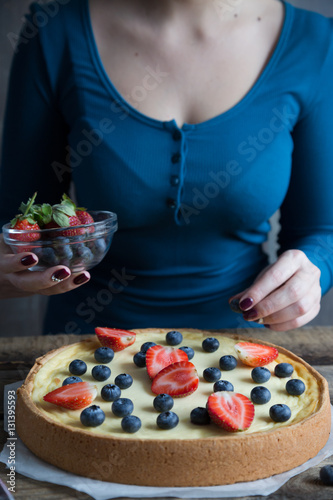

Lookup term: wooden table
[1,328,333,500]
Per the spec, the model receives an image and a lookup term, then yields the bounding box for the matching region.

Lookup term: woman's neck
[116,0,246,35]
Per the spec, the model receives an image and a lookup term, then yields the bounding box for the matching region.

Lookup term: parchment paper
[1,381,332,499]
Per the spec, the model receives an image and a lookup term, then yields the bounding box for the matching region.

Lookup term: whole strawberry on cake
[16,328,330,487]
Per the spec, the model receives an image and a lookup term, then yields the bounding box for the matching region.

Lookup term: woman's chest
[88,1,285,127]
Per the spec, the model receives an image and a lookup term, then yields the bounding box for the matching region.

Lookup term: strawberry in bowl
[2,193,117,272]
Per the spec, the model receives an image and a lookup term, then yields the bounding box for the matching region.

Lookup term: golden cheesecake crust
[16,329,331,487]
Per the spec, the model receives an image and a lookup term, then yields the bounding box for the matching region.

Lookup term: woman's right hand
[0,235,90,298]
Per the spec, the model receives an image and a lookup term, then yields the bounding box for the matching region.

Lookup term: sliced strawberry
[234,342,279,367]
[207,392,255,432]
[95,327,136,351]
[151,361,199,397]
[43,382,97,410]
[146,344,188,379]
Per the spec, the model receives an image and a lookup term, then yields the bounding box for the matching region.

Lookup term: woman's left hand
[229,249,322,331]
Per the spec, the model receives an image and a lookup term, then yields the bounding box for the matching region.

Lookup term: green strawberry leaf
[53,211,70,227]
[42,204,52,217]
[18,202,28,214]
[52,203,76,217]
[18,192,38,216]
[10,217,18,228]
[61,193,76,210]
[26,216,37,224]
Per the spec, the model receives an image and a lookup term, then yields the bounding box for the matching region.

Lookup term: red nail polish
[243,309,258,321]
[52,269,70,282]
[239,298,254,311]
[73,274,89,285]
[21,255,37,266]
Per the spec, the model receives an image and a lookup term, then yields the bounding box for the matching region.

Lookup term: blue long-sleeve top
[1,0,333,334]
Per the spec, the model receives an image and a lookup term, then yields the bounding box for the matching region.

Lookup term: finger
[238,250,304,311]
[265,304,321,332]
[0,251,39,274]
[259,288,321,325]
[39,271,91,296]
[7,266,72,292]
[242,271,319,322]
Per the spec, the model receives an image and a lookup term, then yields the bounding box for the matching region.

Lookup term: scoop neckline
[82,0,292,131]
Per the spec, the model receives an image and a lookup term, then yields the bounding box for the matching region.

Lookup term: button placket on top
[174,133,189,226]
[163,120,190,225]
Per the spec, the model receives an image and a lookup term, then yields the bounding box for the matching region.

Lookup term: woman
[0,0,332,334]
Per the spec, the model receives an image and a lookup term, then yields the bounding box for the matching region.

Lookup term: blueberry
[213,380,234,392]
[115,373,133,389]
[320,465,333,486]
[92,365,111,381]
[190,407,211,425]
[74,242,86,255]
[251,366,271,384]
[80,405,105,427]
[93,238,107,255]
[179,346,194,360]
[166,330,183,346]
[76,245,94,263]
[101,384,121,402]
[54,236,70,245]
[219,355,237,371]
[69,359,87,376]
[41,247,59,266]
[31,247,43,260]
[156,411,179,430]
[62,376,82,386]
[286,379,306,396]
[274,363,294,378]
[140,342,157,353]
[203,367,221,383]
[153,394,174,412]
[56,243,73,261]
[229,298,242,313]
[269,404,292,422]
[121,415,142,433]
[133,351,146,367]
[202,337,220,353]
[250,386,271,405]
[94,347,114,363]
[71,235,86,242]
[112,398,134,417]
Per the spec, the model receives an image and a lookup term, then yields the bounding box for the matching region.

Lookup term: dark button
[172,130,182,141]
[166,198,177,209]
[171,153,181,164]
[170,175,180,187]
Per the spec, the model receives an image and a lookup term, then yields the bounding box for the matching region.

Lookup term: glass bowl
[2,211,117,273]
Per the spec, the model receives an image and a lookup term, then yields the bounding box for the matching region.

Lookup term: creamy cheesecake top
[31,330,320,439]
